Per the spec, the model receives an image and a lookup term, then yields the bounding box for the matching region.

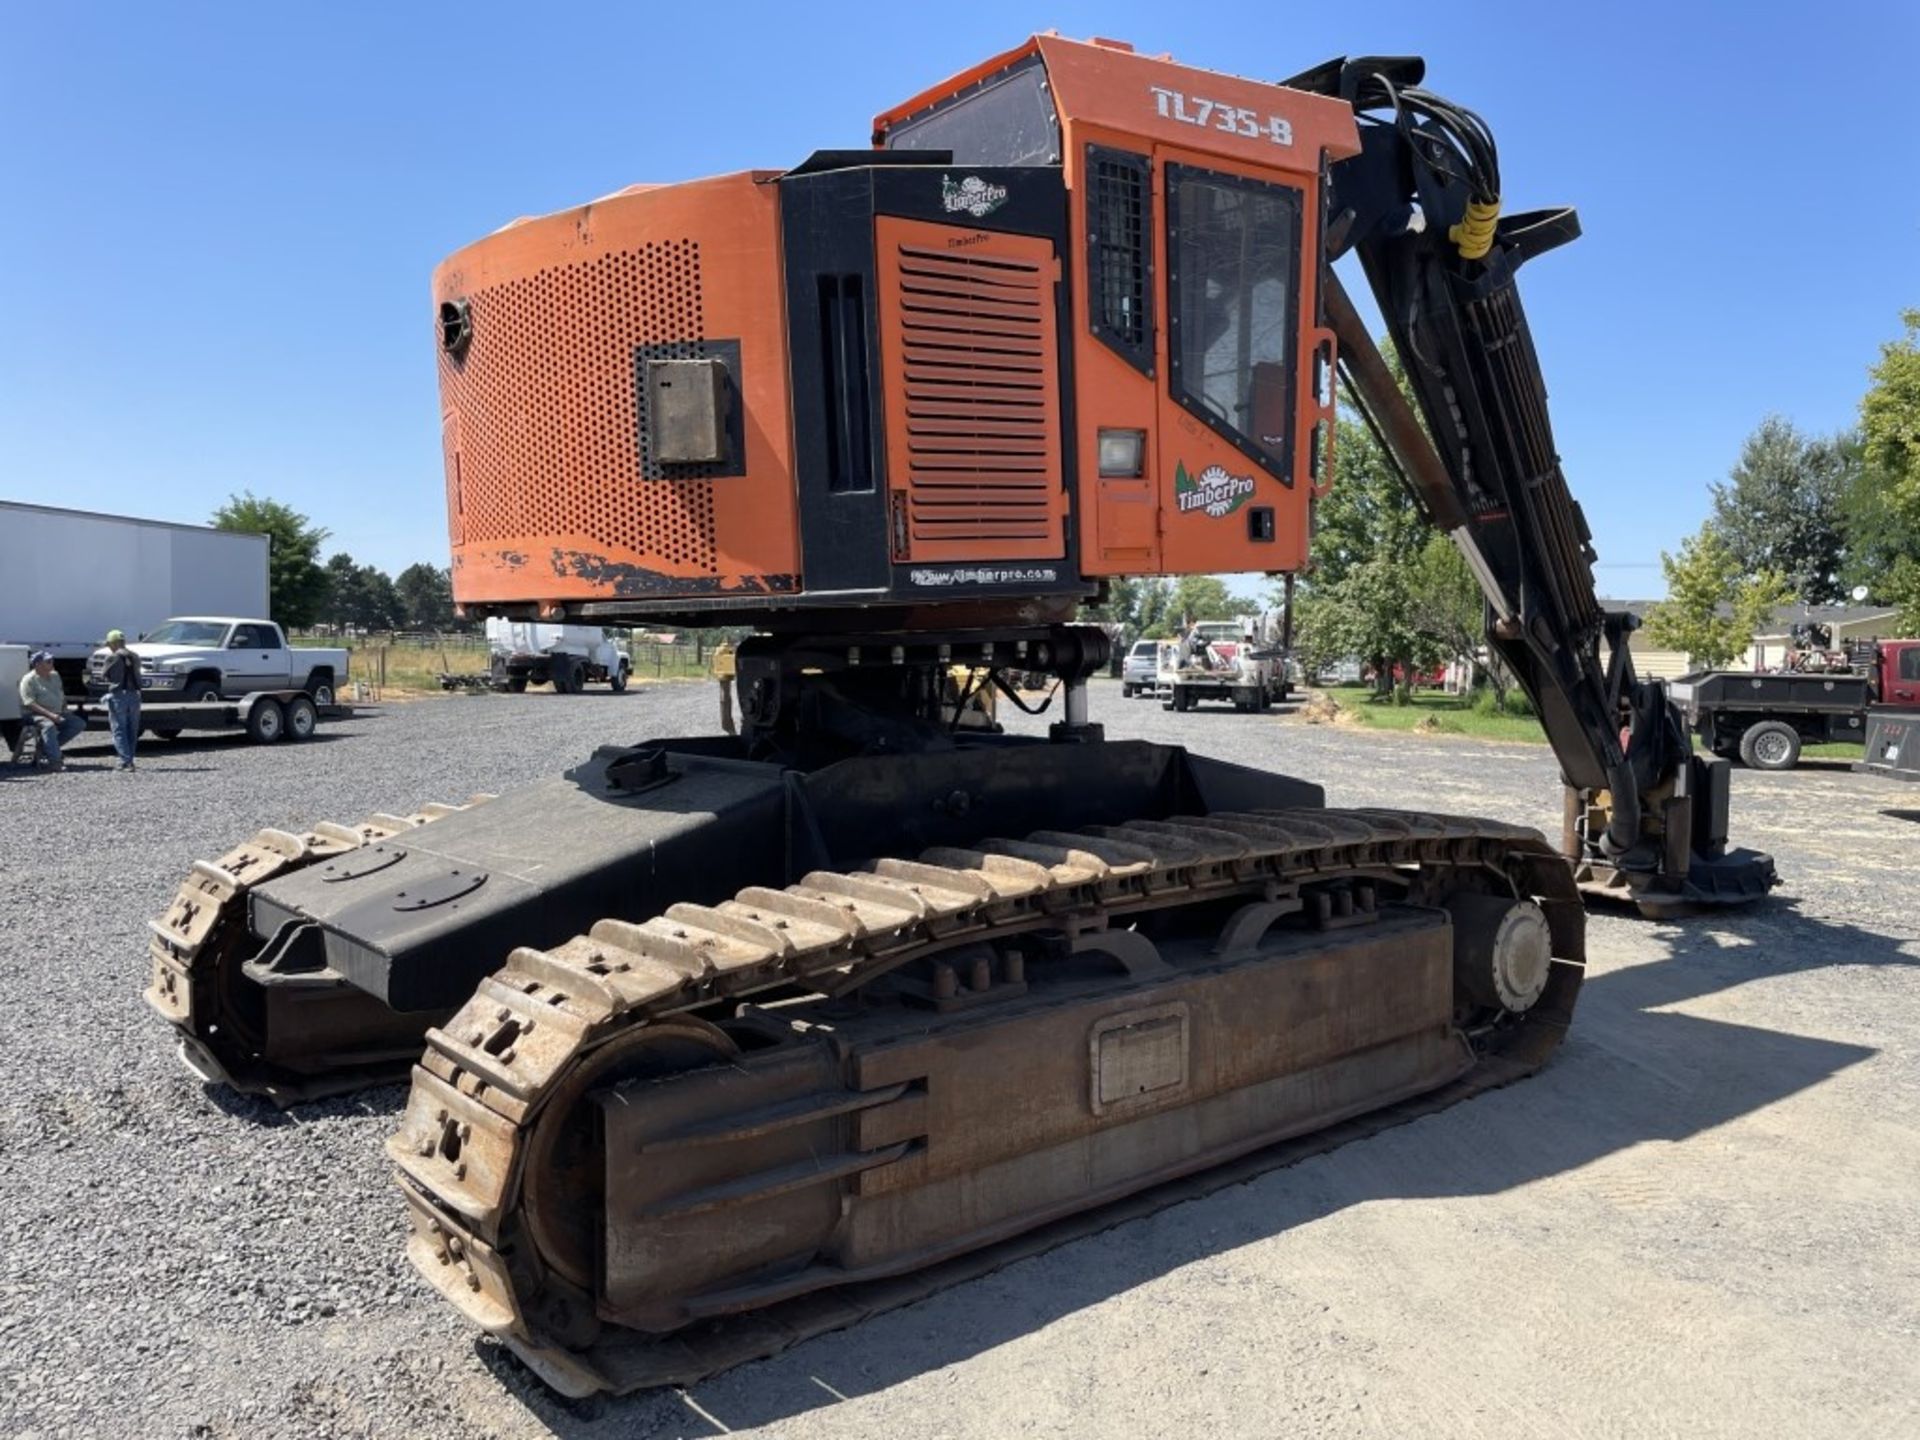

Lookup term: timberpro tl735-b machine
[146,36,1776,1393]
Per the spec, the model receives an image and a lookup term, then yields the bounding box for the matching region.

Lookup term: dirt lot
[2,682,1915,1439]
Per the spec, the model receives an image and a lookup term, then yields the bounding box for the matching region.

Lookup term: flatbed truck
[1669,639,1920,771]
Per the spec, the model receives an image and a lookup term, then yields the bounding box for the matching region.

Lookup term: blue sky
[3,1,1913,599]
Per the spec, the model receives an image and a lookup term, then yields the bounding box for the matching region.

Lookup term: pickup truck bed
[1669,670,1871,771]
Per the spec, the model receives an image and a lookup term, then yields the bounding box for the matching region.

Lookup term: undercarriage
[141,633,1603,1392]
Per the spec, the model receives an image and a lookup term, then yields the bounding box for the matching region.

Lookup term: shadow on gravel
[136,731,357,758]
[1881,808,1920,824]
[203,1080,409,1125]
[465,901,1910,1436]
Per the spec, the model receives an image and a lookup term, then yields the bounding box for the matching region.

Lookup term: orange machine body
[435,172,801,613]
[433,36,1359,626]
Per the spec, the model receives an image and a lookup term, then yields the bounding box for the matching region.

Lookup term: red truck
[1668,638,1920,772]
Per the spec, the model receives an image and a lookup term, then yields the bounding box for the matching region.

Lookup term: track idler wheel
[1446,892,1554,1014]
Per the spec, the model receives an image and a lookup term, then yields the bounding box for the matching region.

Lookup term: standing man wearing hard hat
[101,629,143,770]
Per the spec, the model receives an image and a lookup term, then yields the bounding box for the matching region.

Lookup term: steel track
[385,806,1586,1395]
[145,796,495,1104]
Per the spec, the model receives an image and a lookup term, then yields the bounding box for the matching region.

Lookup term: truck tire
[245,698,285,744]
[561,659,586,693]
[284,694,319,740]
[610,660,630,693]
[1173,687,1194,713]
[303,670,336,707]
[185,679,221,704]
[1738,720,1801,771]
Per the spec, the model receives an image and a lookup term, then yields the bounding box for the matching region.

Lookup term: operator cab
[433,35,1355,630]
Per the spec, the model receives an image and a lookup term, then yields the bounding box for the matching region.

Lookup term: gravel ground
[2,681,1915,1439]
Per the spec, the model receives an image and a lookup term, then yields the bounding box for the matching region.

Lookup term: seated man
[19,651,86,770]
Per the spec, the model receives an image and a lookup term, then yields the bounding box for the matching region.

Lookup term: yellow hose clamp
[1448,200,1500,260]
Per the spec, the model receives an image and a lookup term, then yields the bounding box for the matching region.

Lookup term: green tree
[212,492,330,628]
[1286,588,1338,682]
[1879,559,1920,634]
[1131,579,1175,637]
[322,553,401,631]
[1709,416,1854,604]
[1305,415,1426,589]
[1643,524,1791,669]
[1861,309,1920,501]
[394,563,456,630]
[1845,310,1920,627]
[1405,534,1496,695]
[1081,576,1174,641]
[1278,341,1437,700]
[1168,574,1235,627]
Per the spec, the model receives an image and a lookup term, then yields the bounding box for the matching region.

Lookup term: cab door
[1886,642,1920,708]
[225,623,288,692]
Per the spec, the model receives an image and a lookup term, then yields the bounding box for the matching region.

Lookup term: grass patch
[1319,685,1867,762]
[1319,685,1547,743]
[291,634,709,695]
[1802,741,1863,759]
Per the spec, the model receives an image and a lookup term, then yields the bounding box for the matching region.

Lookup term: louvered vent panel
[878,221,1065,562]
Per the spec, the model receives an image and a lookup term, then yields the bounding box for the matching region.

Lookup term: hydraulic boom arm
[1296,57,1775,911]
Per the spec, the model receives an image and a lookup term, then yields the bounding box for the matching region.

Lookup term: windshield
[141,621,230,646]
[1167,165,1301,472]
[1130,641,1159,657]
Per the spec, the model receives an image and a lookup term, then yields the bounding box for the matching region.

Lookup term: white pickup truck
[85,617,349,706]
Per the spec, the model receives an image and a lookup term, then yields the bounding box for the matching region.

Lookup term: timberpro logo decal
[942,174,1008,218]
[1175,461,1256,518]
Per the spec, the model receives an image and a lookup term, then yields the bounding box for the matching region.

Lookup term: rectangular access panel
[875,217,1067,563]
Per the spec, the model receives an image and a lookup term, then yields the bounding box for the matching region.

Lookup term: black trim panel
[779,162,1089,607]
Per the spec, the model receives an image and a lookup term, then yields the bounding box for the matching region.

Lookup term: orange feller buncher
[145,36,1775,1394]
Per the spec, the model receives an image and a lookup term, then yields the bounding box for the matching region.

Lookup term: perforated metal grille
[438,240,718,574]
[885,238,1063,558]
[1088,149,1150,364]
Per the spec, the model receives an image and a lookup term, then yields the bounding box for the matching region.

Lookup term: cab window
[1900,646,1920,681]
[229,625,267,649]
[1165,164,1302,474]
[1087,145,1153,374]
[883,52,1060,166]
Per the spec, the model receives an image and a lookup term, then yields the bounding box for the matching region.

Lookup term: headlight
[1097,428,1146,478]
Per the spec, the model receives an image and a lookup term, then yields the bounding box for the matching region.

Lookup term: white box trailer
[0,501,270,681]
[0,643,26,752]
